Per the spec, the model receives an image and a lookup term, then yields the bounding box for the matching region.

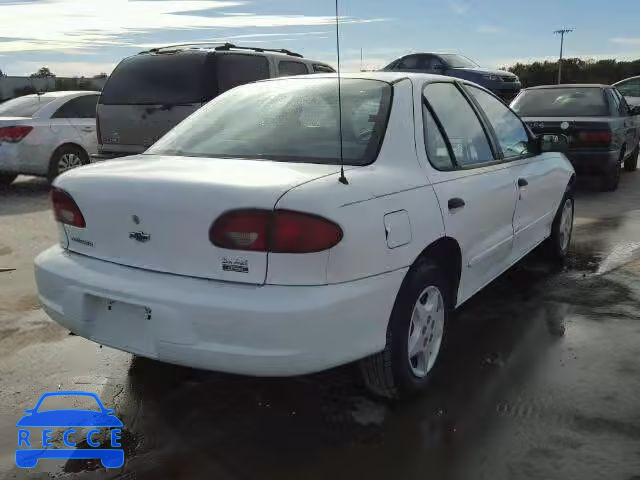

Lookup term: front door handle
[448,197,466,210]
[518,178,529,187]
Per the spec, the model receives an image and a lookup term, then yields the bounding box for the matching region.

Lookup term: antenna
[335,0,348,185]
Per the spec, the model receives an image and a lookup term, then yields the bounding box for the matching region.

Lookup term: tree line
[504,57,640,88]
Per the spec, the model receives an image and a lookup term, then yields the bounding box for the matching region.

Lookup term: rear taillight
[210,209,343,253]
[578,131,612,146]
[0,126,33,143]
[51,188,86,228]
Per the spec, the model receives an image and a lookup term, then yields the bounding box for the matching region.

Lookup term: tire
[624,144,639,172]
[601,161,621,192]
[0,173,17,186]
[360,260,450,399]
[48,145,88,182]
[545,191,574,262]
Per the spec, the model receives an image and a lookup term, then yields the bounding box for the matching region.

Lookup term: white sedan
[34,73,574,398]
[0,90,100,185]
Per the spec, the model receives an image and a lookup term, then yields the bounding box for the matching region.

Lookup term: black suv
[94,43,334,160]
[382,53,521,101]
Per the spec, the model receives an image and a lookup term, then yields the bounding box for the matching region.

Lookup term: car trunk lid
[523,117,614,150]
[54,155,340,284]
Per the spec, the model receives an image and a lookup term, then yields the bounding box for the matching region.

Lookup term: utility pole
[554,28,574,84]
[360,48,363,72]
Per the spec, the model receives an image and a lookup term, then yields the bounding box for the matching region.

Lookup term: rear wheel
[0,173,17,186]
[360,260,449,399]
[545,191,574,262]
[624,144,639,172]
[48,145,88,182]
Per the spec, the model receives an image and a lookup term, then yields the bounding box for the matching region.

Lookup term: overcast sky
[1,0,640,77]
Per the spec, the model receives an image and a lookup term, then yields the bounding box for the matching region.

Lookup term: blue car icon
[16,391,124,469]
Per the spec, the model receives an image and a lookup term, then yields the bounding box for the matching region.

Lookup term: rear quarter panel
[271,79,445,286]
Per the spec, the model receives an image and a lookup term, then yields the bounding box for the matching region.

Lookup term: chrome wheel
[558,198,573,253]
[407,285,445,378]
[57,152,83,174]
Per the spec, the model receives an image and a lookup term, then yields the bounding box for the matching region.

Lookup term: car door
[464,84,566,258]
[418,81,518,304]
[51,95,99,154]
[613,89,640,150]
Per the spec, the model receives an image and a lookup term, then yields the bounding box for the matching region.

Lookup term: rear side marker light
[210,209,343,253]
[51,188,86,228]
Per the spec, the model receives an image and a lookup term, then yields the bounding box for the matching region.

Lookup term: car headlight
[481,74,500,81]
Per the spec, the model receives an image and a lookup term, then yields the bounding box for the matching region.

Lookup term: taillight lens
[51,188,86,228]
[0,126,33,143]
[578,131,612,146]
[210,209,343,253]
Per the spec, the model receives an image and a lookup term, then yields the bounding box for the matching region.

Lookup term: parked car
[613,75,640,107]
[382,53,521,101]
[512,84,640,191]
[0,91,99,185]
[94,42,335,161]
[35,73,574,399]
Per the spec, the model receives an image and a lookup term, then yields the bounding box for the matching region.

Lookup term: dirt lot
[1,173,640,480]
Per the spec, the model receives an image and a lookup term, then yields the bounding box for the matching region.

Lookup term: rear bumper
[565,150,620,175]
[34,246,404,376]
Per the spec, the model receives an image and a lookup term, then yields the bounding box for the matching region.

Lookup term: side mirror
[538,134,569,153]
[630,106,640,116]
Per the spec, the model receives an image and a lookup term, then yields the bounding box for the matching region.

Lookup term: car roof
[259,71,456,84]
[25,90,100,99]
[614,75,640,85]
[525,84,610,90]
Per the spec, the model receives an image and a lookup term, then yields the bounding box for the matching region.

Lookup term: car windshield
[439,54,480,68]
[511,88,609,116]
[0,95,55,117]
[148,78,392,166]
[36,394,102,412]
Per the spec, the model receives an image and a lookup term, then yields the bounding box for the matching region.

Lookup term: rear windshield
[0,95,55,117]
[147,78,392,166]
[100,53,208,105]
[512,88,609,117]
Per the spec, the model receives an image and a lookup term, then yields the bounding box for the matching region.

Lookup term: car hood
[452,67,518,78]
[16,409,123,427]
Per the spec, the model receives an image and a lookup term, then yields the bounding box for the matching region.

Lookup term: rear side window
[424,83,494,167]
[217,54,270,93]
[278,61,309,77]
[313,64,335,73]
[511,88,608,117]
[52,95,99,119]
[422,103,455,170]
[0,96,55,117]
[100,53,208,105]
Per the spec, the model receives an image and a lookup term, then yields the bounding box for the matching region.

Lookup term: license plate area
[86,295,156,356]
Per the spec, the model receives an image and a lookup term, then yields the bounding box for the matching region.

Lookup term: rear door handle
[448,197,466,210]
[518,178,528,187]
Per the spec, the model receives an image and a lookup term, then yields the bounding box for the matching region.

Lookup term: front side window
[313,64,335,73]
[148,78,392,166]
[616,79,640,97]
[511,88,609,117]
[278,61,309,77]
[423,82,494,166]
[52,95,99,119]
[467,86,530,158]
[216,54,271,93]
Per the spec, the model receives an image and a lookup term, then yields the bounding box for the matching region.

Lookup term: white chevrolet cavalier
[35,73,575,398]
